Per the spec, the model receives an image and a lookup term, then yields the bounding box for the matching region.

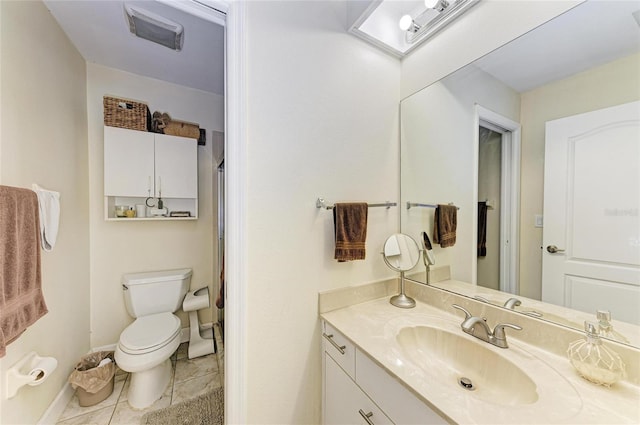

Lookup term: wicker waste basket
[68,351,116,407]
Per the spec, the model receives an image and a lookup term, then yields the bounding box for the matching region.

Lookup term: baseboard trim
[37,382,75,425]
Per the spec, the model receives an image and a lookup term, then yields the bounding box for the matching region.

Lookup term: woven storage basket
[104,96,148,131]
[164,120,201,139]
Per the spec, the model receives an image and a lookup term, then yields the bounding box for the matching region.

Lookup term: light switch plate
[535,214,544,228]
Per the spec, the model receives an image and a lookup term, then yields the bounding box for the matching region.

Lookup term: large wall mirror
[400,1,640,348]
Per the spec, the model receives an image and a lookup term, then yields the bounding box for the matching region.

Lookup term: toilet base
[127,358,171,409]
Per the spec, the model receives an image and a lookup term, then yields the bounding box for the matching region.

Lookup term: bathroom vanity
[320,280,640,424]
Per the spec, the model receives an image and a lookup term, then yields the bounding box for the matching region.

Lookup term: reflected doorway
[474,105,521,295]
[477,125,502,290]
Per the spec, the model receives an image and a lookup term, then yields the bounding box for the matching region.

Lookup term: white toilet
[114,268,191,409]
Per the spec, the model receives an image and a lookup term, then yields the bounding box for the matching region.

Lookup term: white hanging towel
[31,184,60,252]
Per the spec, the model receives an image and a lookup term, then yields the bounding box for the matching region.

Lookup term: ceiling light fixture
[348,0,481,57]
[425,0,449,12]
[399,14,420,32]
[124,4,184,51]
[401,0,480,45]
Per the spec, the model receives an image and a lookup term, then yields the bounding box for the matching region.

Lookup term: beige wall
[243,2,401,423]
[0,1,89,423]
[519,52,640,299]
[87,64,224,347]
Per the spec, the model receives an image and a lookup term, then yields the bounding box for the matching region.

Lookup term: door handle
[546,245,565,254]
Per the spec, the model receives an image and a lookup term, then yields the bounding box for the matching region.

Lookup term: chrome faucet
[502,297,543,317]
[452,304,522,348]
[503,298,521,309]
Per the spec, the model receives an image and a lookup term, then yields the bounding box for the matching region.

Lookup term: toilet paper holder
[6,352,58,399]
[183,287,216,359]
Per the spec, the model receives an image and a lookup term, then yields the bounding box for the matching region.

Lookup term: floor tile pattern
[56,324,223,425]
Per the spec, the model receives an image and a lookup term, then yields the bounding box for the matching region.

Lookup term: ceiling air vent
[124,4,184,51]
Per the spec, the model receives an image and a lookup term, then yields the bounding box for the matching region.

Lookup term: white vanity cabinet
[322,320,447,425]
[325,353,393,425]
[104,126,198,220]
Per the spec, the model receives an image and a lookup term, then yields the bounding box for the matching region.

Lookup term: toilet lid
[119,313,181,353]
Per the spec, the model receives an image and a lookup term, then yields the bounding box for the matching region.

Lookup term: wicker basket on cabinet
[103,96,148,131]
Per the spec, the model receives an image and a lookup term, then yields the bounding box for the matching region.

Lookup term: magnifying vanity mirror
[382,233,421,309]
[400,1,640,347]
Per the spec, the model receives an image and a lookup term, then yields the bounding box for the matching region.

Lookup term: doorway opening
[474,105,521,294]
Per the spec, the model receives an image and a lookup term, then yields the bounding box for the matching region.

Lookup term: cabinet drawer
[356,349,447,425]
[325,354,392,425]
[322,321,355,379]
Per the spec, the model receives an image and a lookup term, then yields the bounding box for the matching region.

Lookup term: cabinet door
[154,133,198,198]
[356,349,447,425]
[325,354,392,425]
[104,126,154,197]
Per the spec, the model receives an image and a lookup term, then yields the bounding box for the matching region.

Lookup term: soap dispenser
[567,321,626,387]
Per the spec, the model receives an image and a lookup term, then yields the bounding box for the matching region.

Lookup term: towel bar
[406,202,460,210]
[316,197,396,210]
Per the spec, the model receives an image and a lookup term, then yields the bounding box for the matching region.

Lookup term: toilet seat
[119,313,181,355]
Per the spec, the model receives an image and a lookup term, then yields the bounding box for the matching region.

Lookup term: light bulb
[424,0,439,8]
[398,14,414,31]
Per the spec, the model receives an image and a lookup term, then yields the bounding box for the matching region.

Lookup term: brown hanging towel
[0,186,49,358]
[333,203,368,261]
[477,201,488,257]
[433,204,457,248]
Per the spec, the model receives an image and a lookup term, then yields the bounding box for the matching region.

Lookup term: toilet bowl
[114,269,191,409]
[115,313,181,408]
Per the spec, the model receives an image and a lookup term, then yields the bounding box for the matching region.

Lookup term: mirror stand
[390,271,416,309]
[383,233,421,309]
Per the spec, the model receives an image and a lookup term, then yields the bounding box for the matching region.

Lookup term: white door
[154,133,198,199]
[542,101,640,325]
[104,126,154,197]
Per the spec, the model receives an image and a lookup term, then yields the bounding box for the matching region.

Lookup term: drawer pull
[322,333,346,355]
[358,409,375,425]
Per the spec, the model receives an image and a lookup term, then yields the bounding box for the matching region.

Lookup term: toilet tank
[122,268,192,318]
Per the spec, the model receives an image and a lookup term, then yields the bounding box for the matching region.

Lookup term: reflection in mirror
[477,126,502,291]
[383,233,421,309]
[400,1,640,347]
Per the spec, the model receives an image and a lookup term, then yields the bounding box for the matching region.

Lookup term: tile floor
[56,324,224,425]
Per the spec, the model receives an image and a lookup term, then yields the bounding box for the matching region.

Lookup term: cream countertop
[321,297,640,424]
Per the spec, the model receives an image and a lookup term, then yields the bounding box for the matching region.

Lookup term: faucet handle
[493,323,522,340]
[452,304,472,320]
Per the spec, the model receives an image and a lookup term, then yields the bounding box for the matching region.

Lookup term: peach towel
[0,185,48,358]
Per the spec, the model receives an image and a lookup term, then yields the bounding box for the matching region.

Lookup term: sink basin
[396,325,538,406]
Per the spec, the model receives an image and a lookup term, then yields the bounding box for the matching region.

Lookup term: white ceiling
[474,1,640,93]
[44,1,639,97]
[44,0,225,96]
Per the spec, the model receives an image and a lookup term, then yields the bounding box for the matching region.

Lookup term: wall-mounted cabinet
[104,126,198,220]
